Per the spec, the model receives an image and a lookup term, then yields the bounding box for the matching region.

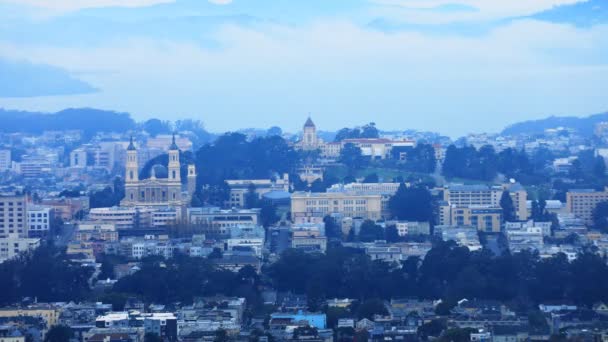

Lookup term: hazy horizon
[0,0,606,136]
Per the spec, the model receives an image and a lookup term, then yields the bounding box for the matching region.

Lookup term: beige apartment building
[442,182,527,221]
[291,192,382,223]
[566,188,608,226]
[0,194,27,237]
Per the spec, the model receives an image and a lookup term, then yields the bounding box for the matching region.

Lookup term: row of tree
[268,242,608,310]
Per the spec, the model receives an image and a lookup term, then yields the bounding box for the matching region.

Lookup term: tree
[323,215,341,239]
[260,201,279,228]
[356,298,388,319]
[594,156,606,178]
[388,183,434,222]
[244,183,259,209]
[593,201,608,232]
[44,325,73,342]
[363,173,379,183]
[500,191,515,222]
[385,225,400,243]
[144,333,162,342]
[143,119,172,137]
[339,143,367,172]
[358,220,384,242]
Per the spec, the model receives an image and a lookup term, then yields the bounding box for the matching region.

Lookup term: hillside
[501,111,608,137]
[0,108,136,138]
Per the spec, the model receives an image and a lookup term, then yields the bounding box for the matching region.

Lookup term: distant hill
[501,111,608,137]
[0,108,136,138]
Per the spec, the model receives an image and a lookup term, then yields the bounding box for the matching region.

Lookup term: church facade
[120,136,196,209]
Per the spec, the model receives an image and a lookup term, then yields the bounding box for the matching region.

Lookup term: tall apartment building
[291,191,382,223]
[566,188,608,226]
[442,182,528,221]
[0,194,27,237]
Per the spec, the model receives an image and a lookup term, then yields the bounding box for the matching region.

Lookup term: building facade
[291,192,382,223]
[566,188,608,226]
[0,194,27,237]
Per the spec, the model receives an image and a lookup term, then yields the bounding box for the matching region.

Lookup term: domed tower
[168,134,182,203]
[168,134,181,183]
[124,136,139,204]
[187,164,197,198]
[302,117,318,150]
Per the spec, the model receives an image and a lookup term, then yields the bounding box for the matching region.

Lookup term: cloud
[369,0,589,24]
[0,0,174,12]
[0,17,606,135]
[0,58,97,98]
[208,0,233,5]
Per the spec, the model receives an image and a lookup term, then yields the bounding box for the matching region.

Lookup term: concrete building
[226,224,265,257]
[69,148,88,169]
[506,225,544,253]
[291,192,382,224]
[442,183,527,221]
[0,234,40,263]
[0,194,27,237]
[26,206,52,238]
[187,207,260,236]
[225,175,289,208]
[0,150,11,171]
[41,196,89,221]
[341,138,416,160]
[391,221,431,236]
[291,226,327,253]
[439,226,482,251]
[75,222,118,242]
[89,207,154,230]
[566,188,608,226]
[327,182,401,217]
[439,203,503,233]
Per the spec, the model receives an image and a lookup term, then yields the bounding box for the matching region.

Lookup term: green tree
[500,191,515,222]
[339,143,367,172]
[388,183,434,222]
[385,225,401,243]
[593,201,608,232]
[144,333,162,342]
[358,220,384,242]
[245,183,259,209]
[363,173,379,183]
[44,325,73,342]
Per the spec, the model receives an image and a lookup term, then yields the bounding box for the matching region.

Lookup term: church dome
[150,164,168,179]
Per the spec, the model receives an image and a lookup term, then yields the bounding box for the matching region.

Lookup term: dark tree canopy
[388,183,435,222]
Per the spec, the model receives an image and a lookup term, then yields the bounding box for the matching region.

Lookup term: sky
[0,0,606,136]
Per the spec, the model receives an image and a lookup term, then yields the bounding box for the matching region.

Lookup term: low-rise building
[0,234,40,263]
[291,192,382,224]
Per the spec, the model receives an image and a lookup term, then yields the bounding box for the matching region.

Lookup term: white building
[391,221,431,236]
[26,206,52,237]
[226,225,265,257]
[505,224,544,253]
[89,207,154,230]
